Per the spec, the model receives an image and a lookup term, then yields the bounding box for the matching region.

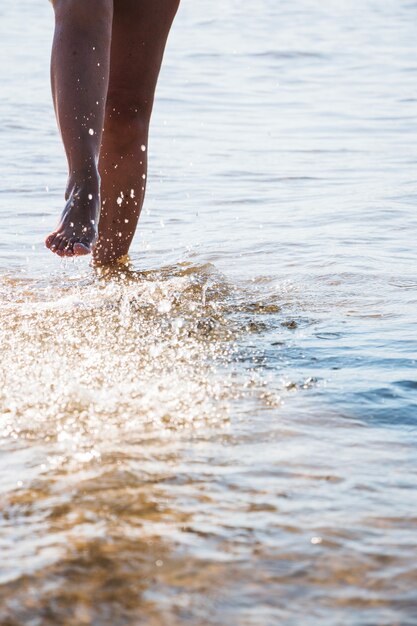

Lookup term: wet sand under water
[1,0,417,624]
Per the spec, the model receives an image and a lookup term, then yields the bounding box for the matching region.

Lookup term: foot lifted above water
[45,181,99,257]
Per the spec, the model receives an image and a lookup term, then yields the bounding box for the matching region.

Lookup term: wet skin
[45,0,180,264]
[45,176,100,256]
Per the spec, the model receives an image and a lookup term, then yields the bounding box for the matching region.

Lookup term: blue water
[0,1,417,624]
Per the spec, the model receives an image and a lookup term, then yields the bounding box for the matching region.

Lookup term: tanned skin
[45,0,180,264]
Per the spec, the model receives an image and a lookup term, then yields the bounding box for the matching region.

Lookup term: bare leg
[93,0,180,265]
[46,0,113,257]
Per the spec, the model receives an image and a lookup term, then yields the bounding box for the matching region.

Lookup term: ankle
[66,168,100,198]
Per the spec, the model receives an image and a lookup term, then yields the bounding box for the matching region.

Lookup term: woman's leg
[46,0,113,257]
[93,0,180,265]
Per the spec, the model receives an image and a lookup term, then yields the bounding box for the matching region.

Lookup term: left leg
[46,0,113,256]
[93,0,180,265]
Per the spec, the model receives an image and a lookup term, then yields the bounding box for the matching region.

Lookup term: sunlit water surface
[1,1,417,624]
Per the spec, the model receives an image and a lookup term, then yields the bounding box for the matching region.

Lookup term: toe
[56,239,69,257]
[62,242,75,257]
[49,235,62,252]
[59,239,75,257]
[45,233,57,249]
[73,241,92,256]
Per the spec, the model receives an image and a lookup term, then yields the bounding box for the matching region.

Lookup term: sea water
[0,1,417,624]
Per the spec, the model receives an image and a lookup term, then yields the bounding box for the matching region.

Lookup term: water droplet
[89,128,94,135]
[141,144,146,152]
[311,536,322,545]
[157,300,171,314]
[172,318,184,331]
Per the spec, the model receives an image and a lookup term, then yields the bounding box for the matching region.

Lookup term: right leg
[45,0,113,256]
[93,0,180,265]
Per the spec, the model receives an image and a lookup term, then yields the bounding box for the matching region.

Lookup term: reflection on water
[1,264,236,436]
[1,0,417,624]
[0,263,307,624]
[1,264,416,626]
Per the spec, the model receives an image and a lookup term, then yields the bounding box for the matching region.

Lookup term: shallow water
[1,0,417,624]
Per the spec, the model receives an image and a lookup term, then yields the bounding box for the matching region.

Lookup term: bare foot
[45,176,100,257]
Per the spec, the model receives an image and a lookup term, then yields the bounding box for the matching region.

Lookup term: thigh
[107,0,180,113]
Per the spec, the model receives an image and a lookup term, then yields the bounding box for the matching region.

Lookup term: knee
[53,0,112,25]
[104,93,153,150]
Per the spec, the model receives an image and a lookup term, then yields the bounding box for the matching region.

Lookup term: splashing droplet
[157,300,172,314]
[311,537,322,545]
